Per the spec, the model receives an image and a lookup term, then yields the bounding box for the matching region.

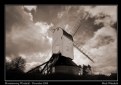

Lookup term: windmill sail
[73,43,94,63]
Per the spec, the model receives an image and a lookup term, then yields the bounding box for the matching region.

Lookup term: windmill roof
[62,29,73,41]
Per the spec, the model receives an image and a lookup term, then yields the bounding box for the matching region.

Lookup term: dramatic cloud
[83,6,117,27]
[24,6,37,11]
[5,6,33,32]
[24,6,37,21]
[31,6,65,24]
[82,26,117,75]
[31,6,102,46]
[5,5,53,72]
[78,6,118,75]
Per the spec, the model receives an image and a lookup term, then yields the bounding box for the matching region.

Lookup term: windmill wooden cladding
[52,27,74,59]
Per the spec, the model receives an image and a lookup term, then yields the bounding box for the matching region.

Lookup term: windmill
[27,19,94,76]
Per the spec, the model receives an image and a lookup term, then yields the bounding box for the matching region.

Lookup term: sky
[5,5,117,75]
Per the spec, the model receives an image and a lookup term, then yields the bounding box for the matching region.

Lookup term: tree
[6,56,26,72]
[6,56,26,79]
[11,56,26,72]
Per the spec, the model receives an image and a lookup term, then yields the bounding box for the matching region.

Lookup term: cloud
[85,26,116,48]
[83,6,117,27]
[5,5,53,72]
[5,22,52,56]
[55,6,103,46]
[5,6,33,32]
[24,6,37,11]
[6,57,12,62]
[31,6,65,24]
[82,26,117,75]
[24,6,37,21]
[73,6,117,75]
[30,6,103,47]
[35,22,53,34]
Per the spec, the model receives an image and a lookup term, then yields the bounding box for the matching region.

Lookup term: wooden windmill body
[41,27,81,75]
[27,27,94,76]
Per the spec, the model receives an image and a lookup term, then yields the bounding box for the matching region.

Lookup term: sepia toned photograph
[5,5,118,81]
